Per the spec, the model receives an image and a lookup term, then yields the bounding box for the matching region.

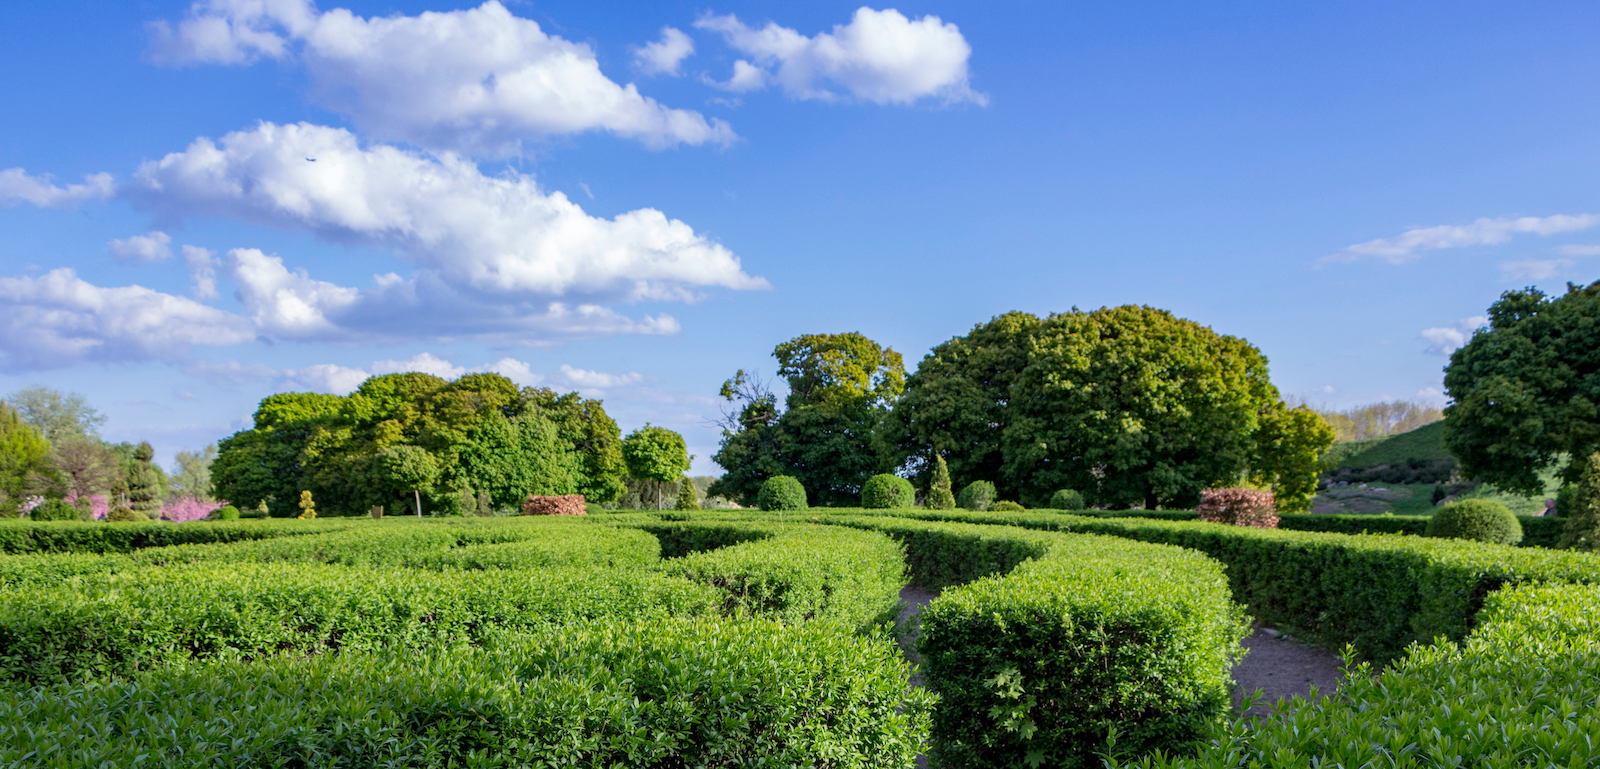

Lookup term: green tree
[124,442,166,517]
[1443,280,1600,494]
[457,411,580,509]
[3,386,105,440]
[622,424,690,510]
[926,454,956,509]
[49,435,118,503]
[376,445,438,517]
[172,444,217,500]
[710,333,905,506]
[675,475,700,510]
[1002,306,1285,508]
[297,489,317,520]
[1558,452,1600,551]
[520,388,627,503]
[0,404,54,514]
[1251,405,1338,514]
[895,312,1041,499]
[213,392,347,517]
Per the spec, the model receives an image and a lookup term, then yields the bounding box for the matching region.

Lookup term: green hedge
[827,515,1246,768]
[1113,582,1600,768]
[856,508,1600,663]
[0,518,343,554]
[649,520,906,630]
[1039,509,1570,548]
[0,618,931,768]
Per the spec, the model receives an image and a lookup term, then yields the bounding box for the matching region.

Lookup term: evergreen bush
[957,480,996,511]
[675,477,701,511]
[297,491,316,520]
[758,476,807,511]
[861,474,914,509]
[990,500,1024,511]
[28,499,79,522]
[1428,499,1523,545]
[208,505,241,521]
[1048,489,1085,510]
[926,455,956,510]
[106,506,146,523]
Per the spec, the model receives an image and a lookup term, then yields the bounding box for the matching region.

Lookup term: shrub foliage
[1427,499,1522,545]
[757,475,807,511]
[861,474,914,509]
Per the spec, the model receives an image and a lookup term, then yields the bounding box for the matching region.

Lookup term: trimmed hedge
[1114,583,1600,768]
[0,618,932,768]
[845,507,1600,663]
[1028,510,1570,548]
[827,515,1246,768]
[862,474,915,509]
[758,475,808,511]
[1049,489,1085,510]
[1426,498,1522,545]
[0,518,346,555]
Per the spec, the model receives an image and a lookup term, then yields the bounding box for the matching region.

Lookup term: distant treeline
[1306,400,1443,443]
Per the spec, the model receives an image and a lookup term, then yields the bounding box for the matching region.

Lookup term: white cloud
[696,7,985,105]
[227,248,361,340]
[1421,316,1488,356]
[281,362,370,395]
[634,27,694,77]
[1417,387,1447,402]
[482,357,543,386]
[0,268,255,371]
[109,231,175,263]
[556,364,644,391]
[1557,244,1600,257]
[149,1,734,155]
[0,168,115,209]
[370,352,466,379]
[1323,214,1600,265]
[709,60,769,93]
[128,123,768,309]
[1499,258,1574,282]
[182,245,221,299]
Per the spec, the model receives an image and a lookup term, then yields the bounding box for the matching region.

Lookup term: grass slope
[1335,420,1451,469]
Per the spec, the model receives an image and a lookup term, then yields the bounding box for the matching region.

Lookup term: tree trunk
[415,488,422,517]
[656,482,662,510]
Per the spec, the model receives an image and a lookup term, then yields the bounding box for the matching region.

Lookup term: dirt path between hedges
[896,586,1345,719]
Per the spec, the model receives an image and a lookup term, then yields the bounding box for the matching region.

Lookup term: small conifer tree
[675,476,700,510]
[1558,452,1600,551]
[927,455,956,509]
[297,489,317,520]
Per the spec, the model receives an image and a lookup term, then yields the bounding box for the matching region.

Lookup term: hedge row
[1038,509,1569,548]
[826,515,1246,768]
[0,518,343,554]
[1113,582,1600,768]
[644,520,906,631]
[857,508,1600,663]
[0,618,931,768]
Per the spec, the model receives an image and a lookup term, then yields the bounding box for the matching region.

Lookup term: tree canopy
[0,403,54,512]
[622,424,690,509]
[1443,280,1600,495]
[213,373,626,517]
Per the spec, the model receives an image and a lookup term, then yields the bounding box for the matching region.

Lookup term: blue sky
[3,0,1599,474]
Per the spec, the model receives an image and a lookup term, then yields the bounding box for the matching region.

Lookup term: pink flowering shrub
[162,497,226,522]
[20,496,44,515]
[63,492,111,520]
[1196,487,1279,529]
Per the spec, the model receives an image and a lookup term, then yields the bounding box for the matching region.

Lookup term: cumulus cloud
[109,231,175,263]
[281,362,370,395]
[695,7,985,105]
[634,27,694,76]
[279,353,547,395]
[127,122,766,311]
[370,352,466,379]
[1421,316,1488,356]
[0,269,255,371]
[1557,244,1600,257]
[556,364,644,392]
[1500,258,1574,282]
[0,168,115,209]
[182,245,221,299]
[148,0,733,155]
[482,357,543,386]
[1322,214,1600,265]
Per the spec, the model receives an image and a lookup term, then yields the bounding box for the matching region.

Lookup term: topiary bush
[758,476,807,511]
[990,500,1024,512]
[957,480,996,512]
[926,455,956,510]
[861,474,914,509]
[206,505,241,521]
[106,506,148,523]
[28,499,79,522]
[1197,488,1279,529]
[1049,489,1085,510]
[1427,499,1523,546]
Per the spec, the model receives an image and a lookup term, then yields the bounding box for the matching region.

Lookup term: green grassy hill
[1335,420,1452,469]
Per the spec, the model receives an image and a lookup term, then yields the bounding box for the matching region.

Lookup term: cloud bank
[696,7,985,105]
[148,0,733,155]
[0,168,115,209]
[1324,214,1600,265]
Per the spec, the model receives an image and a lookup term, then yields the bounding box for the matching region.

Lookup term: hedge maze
[1,509,1598,767]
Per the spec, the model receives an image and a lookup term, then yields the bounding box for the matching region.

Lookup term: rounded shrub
[207,505,241,521]
[758,476,808,511]
[1427,499,1523,545]
[1049,489,1085,510]
[106,506,148,523]
[957,480,996,512]
[990,500,1024,512]
[861,474,915,509]
[29,499,80,521]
